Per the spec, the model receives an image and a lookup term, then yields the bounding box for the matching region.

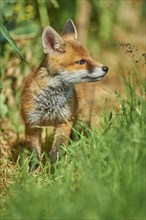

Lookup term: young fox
[21,19,108,162]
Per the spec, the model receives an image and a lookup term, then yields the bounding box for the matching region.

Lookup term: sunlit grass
[1,69,145,220]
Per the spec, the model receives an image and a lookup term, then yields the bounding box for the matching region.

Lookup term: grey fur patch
[28,77,73,126]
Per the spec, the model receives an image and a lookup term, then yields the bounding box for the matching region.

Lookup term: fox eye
[76,59,86,65]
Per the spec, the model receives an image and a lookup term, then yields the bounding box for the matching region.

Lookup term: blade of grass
[51,0,59,8]
[0,23,29,64]
[37,0,50,27]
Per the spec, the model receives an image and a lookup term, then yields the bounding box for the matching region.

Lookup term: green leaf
[0,23,29,64]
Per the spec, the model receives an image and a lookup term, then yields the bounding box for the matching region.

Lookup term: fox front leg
[49,119,74,163]
[25,125,42,165]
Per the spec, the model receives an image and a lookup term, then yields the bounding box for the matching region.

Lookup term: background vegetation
[0,0,145,219]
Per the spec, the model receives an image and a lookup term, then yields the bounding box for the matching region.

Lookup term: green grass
[1,72,146,220]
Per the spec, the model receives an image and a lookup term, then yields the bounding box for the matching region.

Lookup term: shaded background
[0,0,145,151]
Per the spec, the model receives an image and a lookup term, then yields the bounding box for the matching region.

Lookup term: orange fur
[21,19,108,163]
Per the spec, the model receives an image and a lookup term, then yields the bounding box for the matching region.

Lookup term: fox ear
[62,19,78,40]
[42,26,66,54]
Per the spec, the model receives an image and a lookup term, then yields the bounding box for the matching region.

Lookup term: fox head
[42,19,108,85]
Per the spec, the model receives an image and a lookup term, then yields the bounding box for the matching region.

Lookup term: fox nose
[102,66,109,73]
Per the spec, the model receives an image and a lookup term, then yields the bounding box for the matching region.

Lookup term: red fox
[21,19,108,163]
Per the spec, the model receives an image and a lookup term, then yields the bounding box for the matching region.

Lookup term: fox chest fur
[29,83,74,126]
[21,67,75,126]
